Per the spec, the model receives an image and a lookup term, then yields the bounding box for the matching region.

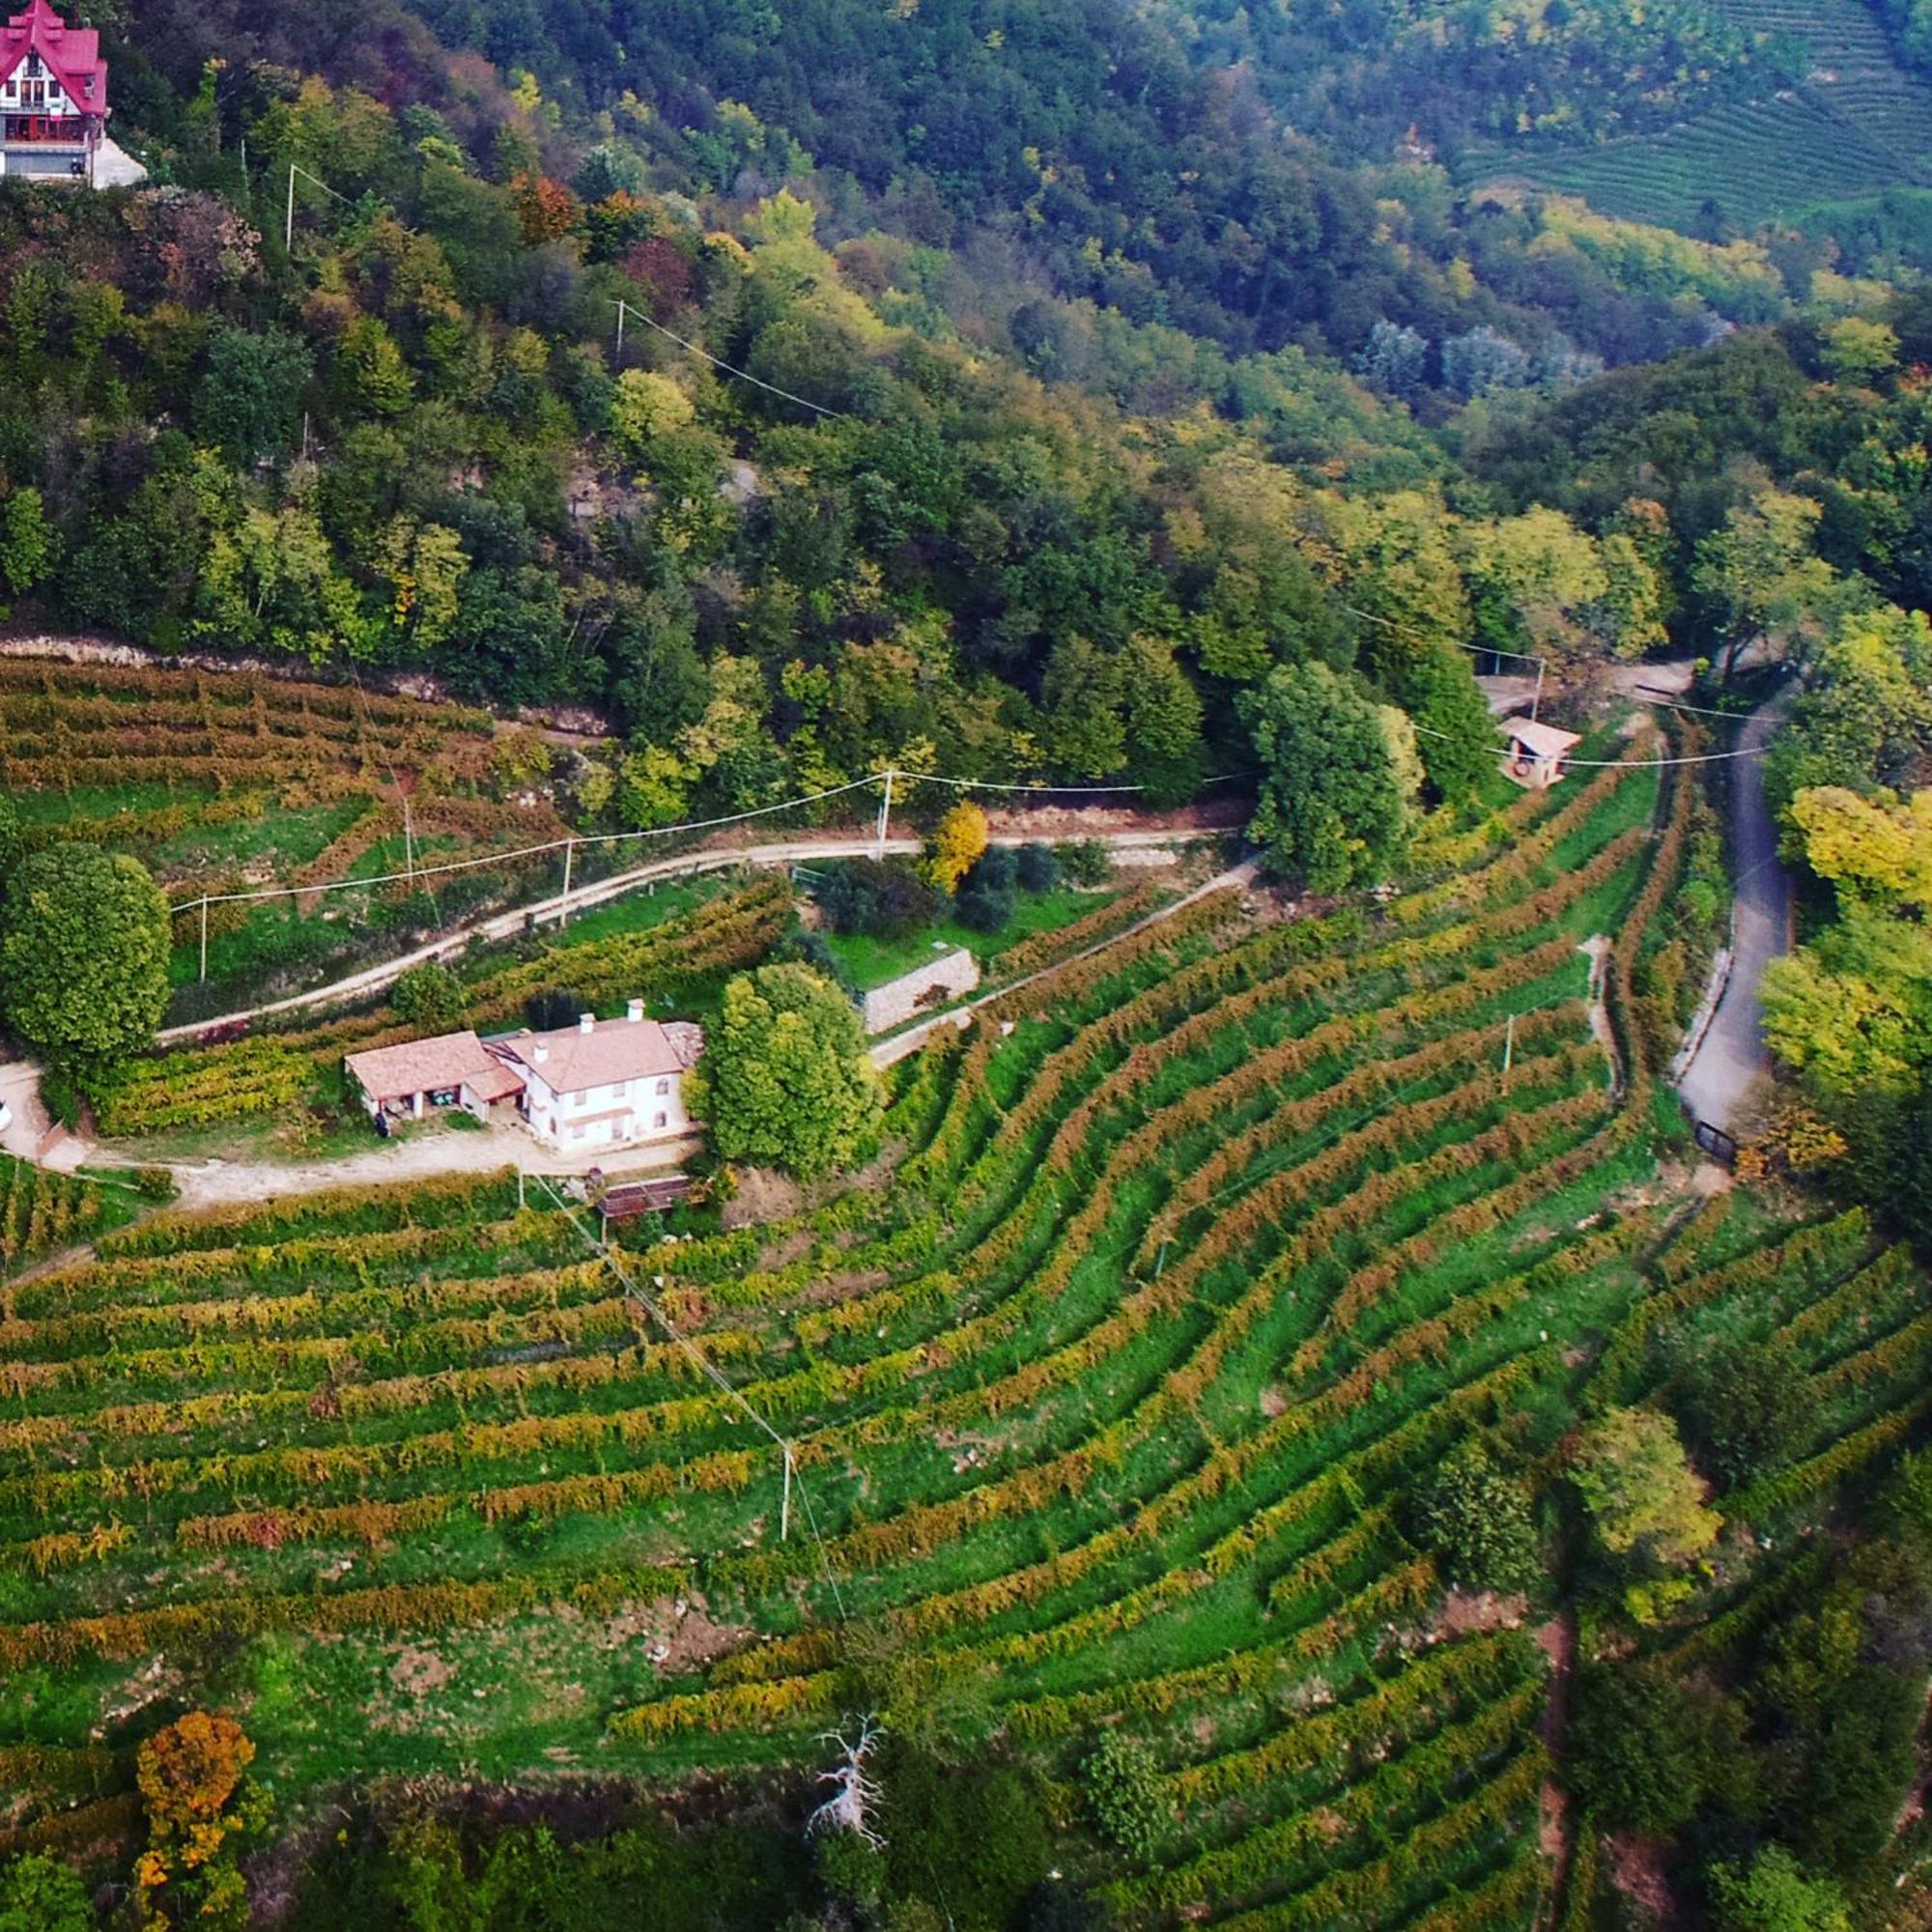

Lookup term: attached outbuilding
[1498,716,1583,790]
[344,1031,526,1126]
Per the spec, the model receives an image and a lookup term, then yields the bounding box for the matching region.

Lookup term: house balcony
[3,114,87,143]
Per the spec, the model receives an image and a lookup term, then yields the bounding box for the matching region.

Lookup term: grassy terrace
[820,884,1145,991]
[3,727,1924,1924]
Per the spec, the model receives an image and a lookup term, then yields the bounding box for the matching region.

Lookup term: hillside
[3,715,1929,1923]
[1470,0,1932,232]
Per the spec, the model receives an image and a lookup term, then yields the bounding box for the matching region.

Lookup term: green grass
[821,887,1125,991]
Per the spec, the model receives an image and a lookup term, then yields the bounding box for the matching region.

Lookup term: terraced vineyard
[1473,0,1932,229]
[0,658,581,1019]
[3,736,1927,1921]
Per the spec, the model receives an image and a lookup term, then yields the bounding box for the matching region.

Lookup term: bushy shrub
[1670,1337,1806,1492]
[967,844,1018,894]
[815,858,945,938]
[526,988,587,1032]
[955,882,1015,933]
[1016,842,1060,893]
[1569,1662,1733,1832]
[1081,1730,1169,1863]
[393,961,466,1033]
[1407,1439,1542,1594]
[0,1853,91,1932]
[1055,839,1112,887]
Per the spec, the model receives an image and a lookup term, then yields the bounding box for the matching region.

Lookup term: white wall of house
[518,1064,690,1151]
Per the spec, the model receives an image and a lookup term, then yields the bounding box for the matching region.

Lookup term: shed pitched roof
[491,1013,702,1095]
[1499,716,1583,759]
[0,0,107,113]
[344,1030,520,1103]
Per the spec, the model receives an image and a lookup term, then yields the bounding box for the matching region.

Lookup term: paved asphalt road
[1674,688,1796,1135]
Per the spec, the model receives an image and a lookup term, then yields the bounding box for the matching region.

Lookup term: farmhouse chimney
[532,1043,548,1064]
[627,998,644,1024]
[579,1012,595,1035]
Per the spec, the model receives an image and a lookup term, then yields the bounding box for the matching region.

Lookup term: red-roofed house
[0,0,125,185]
[488,1000,704,1153]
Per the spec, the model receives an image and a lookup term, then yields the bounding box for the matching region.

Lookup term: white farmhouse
[488,1001,703,1153]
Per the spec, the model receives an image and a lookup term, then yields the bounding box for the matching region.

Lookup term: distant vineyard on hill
[1469,0,1932,230]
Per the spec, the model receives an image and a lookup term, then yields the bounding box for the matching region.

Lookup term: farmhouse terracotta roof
[344,1030,521,1103]
[0,0,108,113]
[491,1013,702,1095]
[1499,717,1582,759]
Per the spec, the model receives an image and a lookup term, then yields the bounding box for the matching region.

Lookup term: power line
[181,775,884,911]
[534,1175,849,1617]
[612,298,844,420]
[1419,722,1769,768]
[895,769,1248,795]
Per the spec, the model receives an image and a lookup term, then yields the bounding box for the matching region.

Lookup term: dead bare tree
[806,1715,886,1850]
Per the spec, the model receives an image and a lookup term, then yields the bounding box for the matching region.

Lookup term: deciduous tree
[1239,662,1407,890]
[1572,1406,1720,1571]
[0,844,172,1074]
[923,801,989,894]
[698,963,882,1178]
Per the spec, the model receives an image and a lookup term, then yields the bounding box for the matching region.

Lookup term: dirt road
[154,825,1232,1046]
[1,838,1247,1213]
[1674,689,1795,1134]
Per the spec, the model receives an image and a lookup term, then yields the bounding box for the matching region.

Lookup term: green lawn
[821,887,1125,991]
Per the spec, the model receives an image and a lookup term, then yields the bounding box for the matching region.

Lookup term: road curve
[1674,689,1795,1135]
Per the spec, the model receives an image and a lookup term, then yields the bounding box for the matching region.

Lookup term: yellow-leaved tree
[923,800,989,894]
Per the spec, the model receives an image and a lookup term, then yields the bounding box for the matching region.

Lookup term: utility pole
[1530,658,1546,724]
[1501,1012,1516,1095]
[781,1442,794,1543]
[199,895,209,982]
[612,298,626,365]
[559,838,575,929]
[875,768,895,857]
[285,162,297,251]
[402,796,415,895]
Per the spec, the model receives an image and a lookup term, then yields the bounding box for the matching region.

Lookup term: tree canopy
[0,844,172,1073]
[1239,662,1409,891]
[699,963,882,1178]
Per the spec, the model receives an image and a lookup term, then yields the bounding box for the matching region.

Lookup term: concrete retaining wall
[861,948,980,1035]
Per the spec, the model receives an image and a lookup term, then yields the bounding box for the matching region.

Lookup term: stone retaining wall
[862,947,980,1035]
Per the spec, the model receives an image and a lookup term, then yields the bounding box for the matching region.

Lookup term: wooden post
[559,838,575,928]
[199,895,209,982]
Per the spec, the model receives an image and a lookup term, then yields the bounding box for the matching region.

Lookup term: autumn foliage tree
[134,1712,266,1930]
[509,172,582,245]
[923,801,990,894]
